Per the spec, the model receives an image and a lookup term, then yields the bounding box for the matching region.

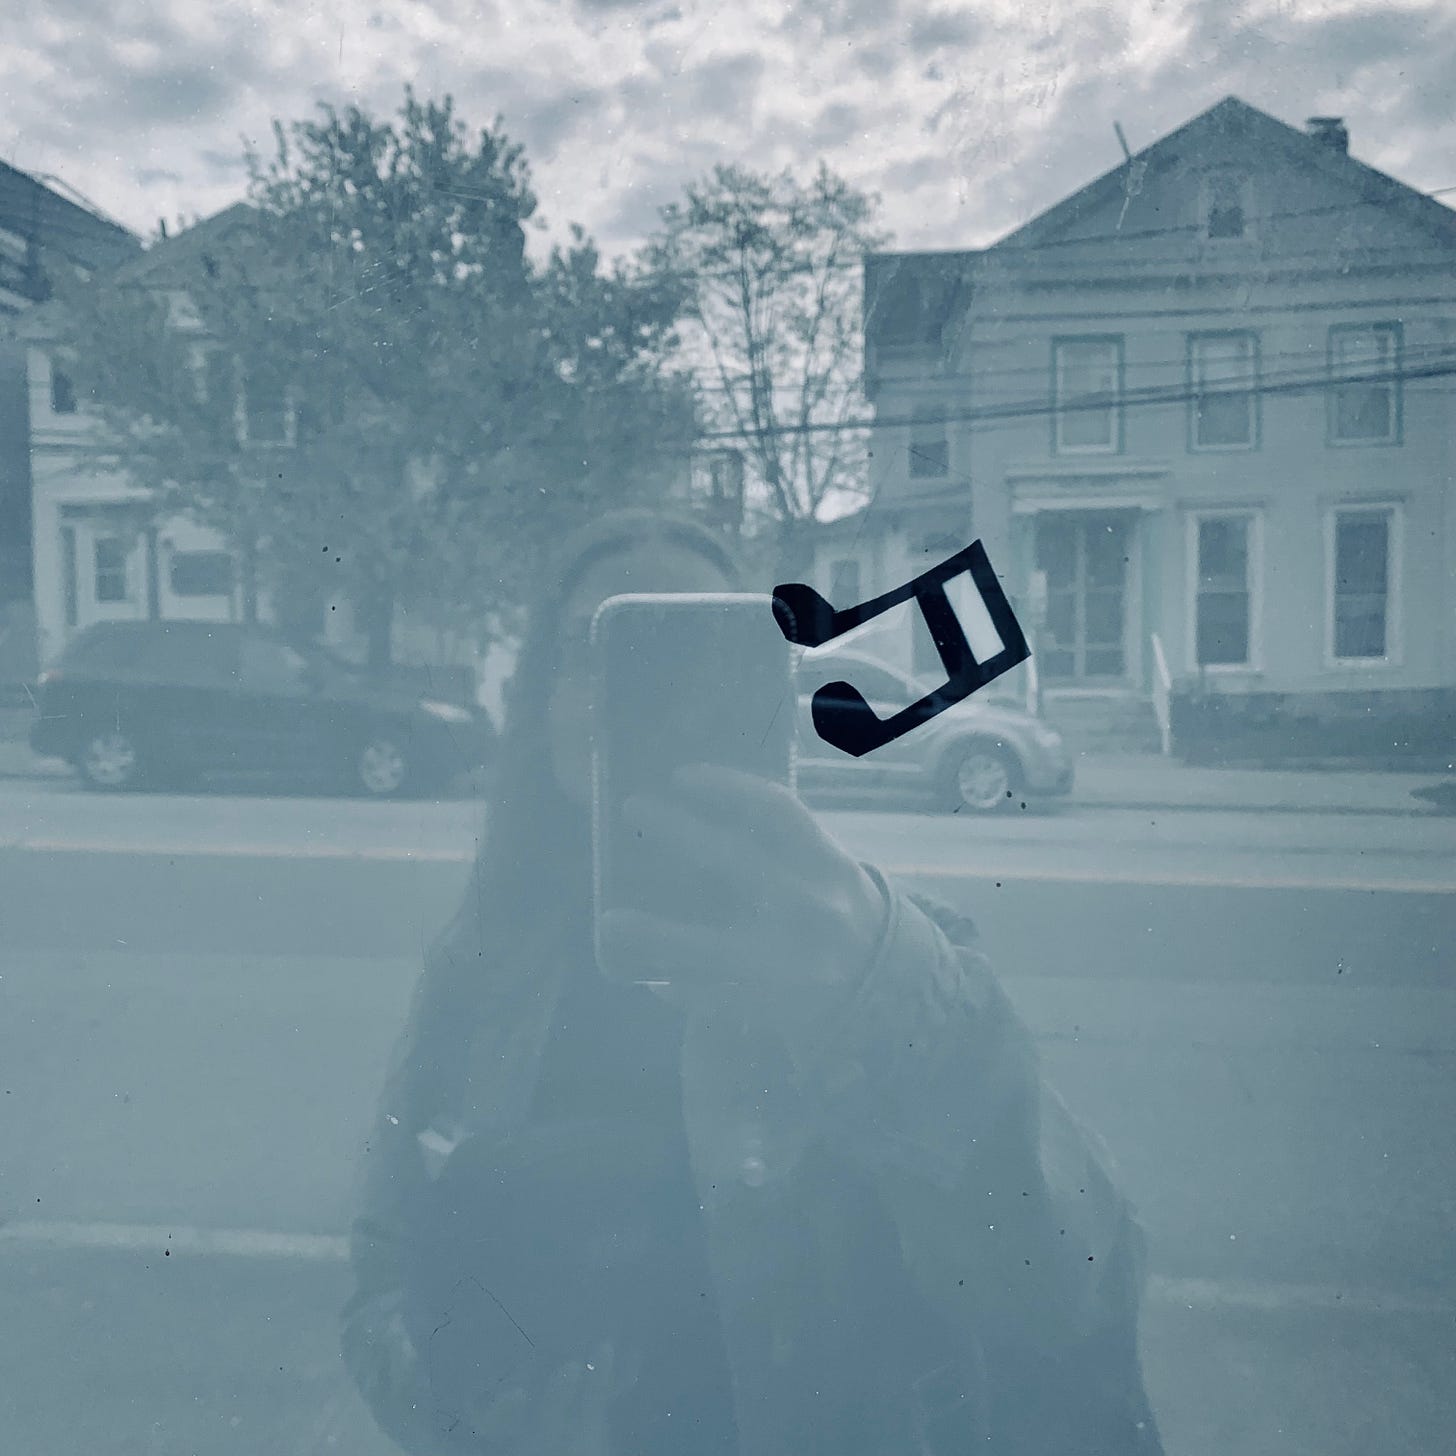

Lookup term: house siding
[855,100,1456,734]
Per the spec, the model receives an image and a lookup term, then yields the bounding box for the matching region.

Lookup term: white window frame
[1324,503,1404,668]
[1188,332,1258,452]
[1053,337,1122,456]
[1327,323,1402,446]
[1185,510,1263,674]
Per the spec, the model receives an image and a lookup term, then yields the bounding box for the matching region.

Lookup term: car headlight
[419,699,474,725]
[1032,724,1064,750]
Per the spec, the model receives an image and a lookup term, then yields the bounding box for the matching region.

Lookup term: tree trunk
[359,585,395,669]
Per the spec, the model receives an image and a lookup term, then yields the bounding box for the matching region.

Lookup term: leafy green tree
[56,89,693,663]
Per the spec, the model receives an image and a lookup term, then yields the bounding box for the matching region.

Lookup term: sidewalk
[1073,752,1451,815]
[2,726,1449,815]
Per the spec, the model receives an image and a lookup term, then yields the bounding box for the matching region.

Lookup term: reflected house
[851,97,1456,758]
[16,206,486,708]
[0,162,140,696]
[14,205,317,678]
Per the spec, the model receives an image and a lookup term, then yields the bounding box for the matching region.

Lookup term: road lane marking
[13,839,472,862]
[882,864,1456,895]
[5,841,1454,894]
[0,1220,348,1261]
[2,1219,1450,1317]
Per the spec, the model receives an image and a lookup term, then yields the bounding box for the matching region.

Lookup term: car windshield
[5,50,1453,1456]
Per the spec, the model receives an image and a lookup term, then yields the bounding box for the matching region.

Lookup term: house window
[705,451,745,528]
[1328,324,1401,444]
[241,370,291,446]
[1053,338,1121,454]
[201,349,235,409]
[169,550,234,598]
[94,537,131,604]
[1202,171,1250,241]
[1328,506,1400,663]
[1189,333,1257,449]
[1190,513,1259,669]
[908,426,948,479]
[51,367,77,414]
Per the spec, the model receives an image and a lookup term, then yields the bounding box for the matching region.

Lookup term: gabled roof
[108,202,258,287]
[991,95,1456,253]
[0,160,140,276]
[17,202,258,340]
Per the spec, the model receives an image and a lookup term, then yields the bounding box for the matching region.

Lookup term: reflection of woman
[342,508,1165,1455]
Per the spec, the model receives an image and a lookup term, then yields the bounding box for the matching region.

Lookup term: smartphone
[591,593,796,985]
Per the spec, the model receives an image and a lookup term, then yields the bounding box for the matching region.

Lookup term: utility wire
[696,353,1456,443]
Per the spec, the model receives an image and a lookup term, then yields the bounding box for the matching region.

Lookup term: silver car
[793,651,1074,813]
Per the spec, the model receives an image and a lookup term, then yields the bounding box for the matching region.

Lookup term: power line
[686,340,1456,398]
[696,353,1456,443]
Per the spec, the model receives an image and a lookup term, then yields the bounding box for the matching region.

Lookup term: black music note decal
[772,539,1030,757]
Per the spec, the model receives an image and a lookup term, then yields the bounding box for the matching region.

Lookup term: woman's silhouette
[341,507,1164,1455]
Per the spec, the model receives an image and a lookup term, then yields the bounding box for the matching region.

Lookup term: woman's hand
[598,764,888,1011]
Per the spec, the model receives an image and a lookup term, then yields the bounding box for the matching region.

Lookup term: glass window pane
[1197,591,1250,665]
[1334,599,1387,659]
[1056,341,1118,450]
[1035,521,1077,585]
[1336,516,1389,594]
[1333,513,1391,658]
[1330,328,1397,441]
[1084,522,1128,587]
[1085,592,1123,644]
[1196,391,1252,446]
[1059,404,1113,449]
[1045,591,1077,645]
[94,537,129,603]
[1196,517,1252,666]
[1193,336,1254,447]
[908,436,948,478]
[1198,518,1248,589]
[1334,384,1392,441]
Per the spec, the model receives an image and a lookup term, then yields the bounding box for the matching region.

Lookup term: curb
[1071,799,1443,818]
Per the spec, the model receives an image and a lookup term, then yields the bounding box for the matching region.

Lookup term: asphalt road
[1,779,1453,1455]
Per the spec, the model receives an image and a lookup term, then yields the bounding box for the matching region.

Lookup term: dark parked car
[29,620,496,796]
[794,650,1073,812]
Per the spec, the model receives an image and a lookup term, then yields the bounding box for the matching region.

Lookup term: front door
[1035,513,1132,682]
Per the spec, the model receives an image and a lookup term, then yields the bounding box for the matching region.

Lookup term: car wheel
[78,728,144,791]
[356,732,412,797]
[942,741,1017,814]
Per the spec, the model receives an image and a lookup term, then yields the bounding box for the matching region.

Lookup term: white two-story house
[849,97,1456,753]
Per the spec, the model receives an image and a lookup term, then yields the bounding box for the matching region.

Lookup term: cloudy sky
[4,0,1454,258]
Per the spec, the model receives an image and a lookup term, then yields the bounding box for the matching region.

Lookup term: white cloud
[2,0,1451,255]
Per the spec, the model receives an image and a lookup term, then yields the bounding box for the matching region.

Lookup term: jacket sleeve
[778,872,1165,1454]
[339,900,491,1456]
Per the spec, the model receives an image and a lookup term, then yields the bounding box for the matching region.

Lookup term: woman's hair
[474,507,743,924]
[402,508,744,1131]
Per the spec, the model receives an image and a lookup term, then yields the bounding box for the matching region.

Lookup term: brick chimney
[1305,116,1349,154]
